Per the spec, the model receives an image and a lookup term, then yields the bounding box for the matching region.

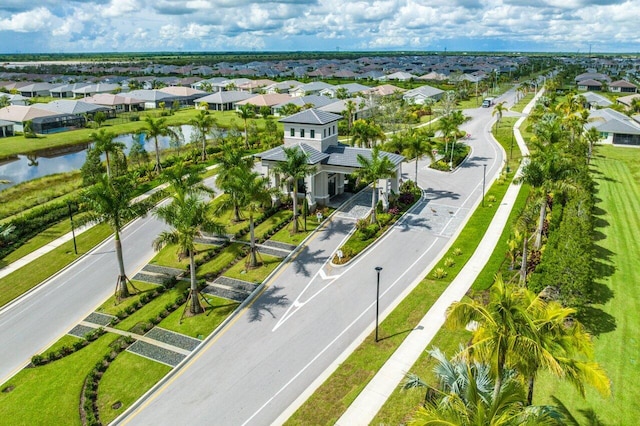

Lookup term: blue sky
[0,0,638,54]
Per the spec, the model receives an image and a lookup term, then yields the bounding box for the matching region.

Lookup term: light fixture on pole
[375,266,382,342]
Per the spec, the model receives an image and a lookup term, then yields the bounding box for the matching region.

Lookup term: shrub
[453,247,463,256]
[432,267,448,279]
[487,195,497,203]
[444,257,455,268]
[31,354,45,366]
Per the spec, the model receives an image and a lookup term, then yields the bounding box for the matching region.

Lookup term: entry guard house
[255,109,404,210]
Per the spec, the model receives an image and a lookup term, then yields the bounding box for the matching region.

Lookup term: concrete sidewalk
[336,90,542,425]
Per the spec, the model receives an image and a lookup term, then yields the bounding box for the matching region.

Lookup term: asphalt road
[116,98,508,425]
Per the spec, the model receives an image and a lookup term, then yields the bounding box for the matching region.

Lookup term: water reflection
[0,125,197,191]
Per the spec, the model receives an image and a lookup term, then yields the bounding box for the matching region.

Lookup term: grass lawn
[149,242,218,270]
[0,217,75,266]
[196,243,246,279]
[532,146,640,424]
[510,93,535,113]
[269,209,327,246]
[493,117,524,174]
[95,281,162,316]
[0,223,112,308]
[97,351,172,425]
[0,333,120,426]
[159,294,239,339]
[236,210,293,242]
[224,253,281,284]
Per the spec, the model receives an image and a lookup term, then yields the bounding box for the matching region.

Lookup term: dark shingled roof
[324,144,404,168]
[256,143,329,165]
[279,108,342,125]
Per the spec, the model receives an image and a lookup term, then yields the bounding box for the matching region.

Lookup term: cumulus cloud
[0,0,636,52]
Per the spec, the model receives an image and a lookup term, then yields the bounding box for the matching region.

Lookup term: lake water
[0,125,198,192]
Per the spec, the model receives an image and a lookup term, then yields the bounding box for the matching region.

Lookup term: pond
[0,125,200,191]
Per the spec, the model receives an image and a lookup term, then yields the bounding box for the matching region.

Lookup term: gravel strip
[143,264,185,277]
[68,324,97,338]
[127,340,186,367]
[256,246,288,258]
[145,327,201,351]
[84,312,116,326]
[261,240,297,251]
[214,276,256,293]
[132,272,171,285]
[202,285,249,302]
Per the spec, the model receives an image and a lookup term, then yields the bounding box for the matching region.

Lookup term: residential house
[264,80,302,94]
[235,93,293,114]
[159,86,206,106]
[403,85,445,104]
[289,82,335,97]
[587,108,640,146]
[0,93,29,106]
[193,91,254,111]
[49,83,89,98]
[609,80,638,93]
[0,105,82,133]
[34,99,115,119]
[381,72,417,81]
[19,83,56,98]
[82,93,145,112]
[319,83,371,98]
[362,84,405,97]
[581,92,612,109]
[577,79,603,91]
[237,79,276,93]
[120,89,180,109]
[0,120,14,137]
[616,93,640,109]
[272,95,335,116]
[72,83,120,97]
[318,97,373,120]
[256,108,404,209]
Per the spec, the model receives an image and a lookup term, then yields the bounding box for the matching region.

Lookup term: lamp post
[68,201,78,255]
[482,164,487,207]
[375,266,382,342]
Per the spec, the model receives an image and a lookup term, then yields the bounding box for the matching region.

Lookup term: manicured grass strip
[532,146,640,425]
[285,178,515,425]
[97,351,172,425]
[0,223,112,308]
[149,242,217,270]
[196,243,246,279]
[1,218,75,265]
[237,210,293,242]
[159,295,239,339]
[269,212,324,245]
[223,253,281,284]
[472,184,531,291]
[511,93,535,113]
[39,335,83,358]
[494,117,523,173]
[95,281,163,316]
[0,333,120,426]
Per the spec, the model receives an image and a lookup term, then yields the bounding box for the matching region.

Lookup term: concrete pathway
[336,89,543,425]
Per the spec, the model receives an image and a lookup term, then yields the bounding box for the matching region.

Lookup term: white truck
[482,97,495,108]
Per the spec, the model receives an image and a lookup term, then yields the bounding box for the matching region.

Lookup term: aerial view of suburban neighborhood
[0,1,638,425]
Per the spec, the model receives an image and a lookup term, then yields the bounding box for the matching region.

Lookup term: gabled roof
[581,92,612,107]
[236,93,292,107]
[587,108,640,135]
[610,80,637,88]
[73,83,120,94]
[279,108,342,125]
[33,100,110,115]
[363,84,405,96]
[257,143,329,165]
[403,85,444,98]
[193,91,254,104]
[324,144,404,168]
[274,95,335,109]
[0,105,60,123]
[577,79,602,86]
[121,89,178,102]
[159,86,205,97]
[82,93,145,106]
[49,83,89,93]
[289,81,335,93]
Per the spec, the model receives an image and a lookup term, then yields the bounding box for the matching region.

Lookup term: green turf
[159,294,239,338]
[223,253,281,284]
[149,242,218,270]
[97,351,171,425]
[196,243,246,279]
[0,223,112,308]
[510,93,535,113]
[0,333,119,426]
[95,281,163,316]
[268,212,323,245]
[532,146,640,424]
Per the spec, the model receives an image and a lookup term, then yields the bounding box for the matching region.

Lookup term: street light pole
[375,266,382,342]
[482,164,487,207]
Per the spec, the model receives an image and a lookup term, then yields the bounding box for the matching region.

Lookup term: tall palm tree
[92,128,125,179]
[355,146,396,225]
[343,100,357,143]
[219,169,275,267]
[403,129,435,184]
[190,110,216,161]
[160,160,213,203]
[153,195,224,316]
[83,174,148,300]
[272,146,316,233]
[143,116,176,174]
[493,101,507,130]
[214,143,253,222]
[351,119,386,148]
[237,104,255,149]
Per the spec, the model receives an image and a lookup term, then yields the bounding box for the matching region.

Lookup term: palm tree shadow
[318,218,353,241]
[291,247,326,277]
[576,306,616,336]
[248,285,289,322]
[422,188,460,202]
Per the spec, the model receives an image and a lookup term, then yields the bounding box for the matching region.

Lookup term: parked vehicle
[482,97,495,108]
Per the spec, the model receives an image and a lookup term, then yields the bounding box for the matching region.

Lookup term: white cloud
[0,7,55,32]
[101,0,141,18]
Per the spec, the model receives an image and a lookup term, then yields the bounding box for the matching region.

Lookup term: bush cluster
[31,328,106,367]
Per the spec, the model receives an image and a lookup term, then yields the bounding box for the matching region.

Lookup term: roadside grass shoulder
[149,242,217,270]
[223,253,281,284]
[0,333,120,426]
[511,93,535,113]
[159,294,239,338]
[97,351,172,425]
[0,223,112,308]
[268,210,328,246]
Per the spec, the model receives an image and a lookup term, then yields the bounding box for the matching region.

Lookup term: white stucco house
[255,109,404,209]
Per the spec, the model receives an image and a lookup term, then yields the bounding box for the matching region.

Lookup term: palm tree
[551,396,609,426]
[214,143,253,222]
[272,146,316,233]
[351,119,386,148]
[160,160,213,203]
[153,195,224,316]
[343,100,357,143]
[92,128,125,179]
[82,174,148,300]
[237,104,255,149]
[0,95,9,108]
[584,127,601,165]
[190,110,216,161]
[219,169,275,267]
[403,129,435,184]
[493,101,507,130]
[143,116,176,174]
[280,103,301,117]
[355,146,396,225]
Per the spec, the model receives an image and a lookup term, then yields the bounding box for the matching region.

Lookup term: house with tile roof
[577,79,603,91]
[289,82,335,97]
[193,91,254,111]
[255,109,403,209]
[82,93,145,112]
[609,80,637,93]
[402,84,445,104]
